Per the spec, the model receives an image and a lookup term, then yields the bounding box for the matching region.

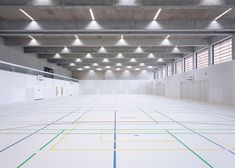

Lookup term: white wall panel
[73,70,154,80]
[79,80,153,95]
[0,70,79,105]
[156,60,235,105]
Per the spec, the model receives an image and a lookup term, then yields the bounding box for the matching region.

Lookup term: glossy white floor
[0,95,235,168]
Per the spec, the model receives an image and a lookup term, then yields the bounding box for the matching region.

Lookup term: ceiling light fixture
[93,63,98,66]
[75,58,82,62]
[135,68,141,71]
[116,68,121,71]
[69,63,75,67]
[89,8,95,21]
[85,53,93,59]
[166,35,170,39]
[103,58,109,62]
[75,35,79,39]
[106,66,111,69]
[28,35,34,40]
[153,8,162,21]
[84,66,90,69]
[126,66,132,69]
[139,63,145,66]
[116,63,122,66]
[214,8,232,21]
[130,58,137,62]
[121,35,124,39]
[19,9,35,21]
[77,68,83,71]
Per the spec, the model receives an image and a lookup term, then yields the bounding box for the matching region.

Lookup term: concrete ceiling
[0,0,234,71]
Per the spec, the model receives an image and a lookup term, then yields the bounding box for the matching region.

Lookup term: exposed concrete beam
[0,0,234,8]
[38,53,183,59]
[0,20,234,35]
[25,46,194,54]
[4,37,209,47]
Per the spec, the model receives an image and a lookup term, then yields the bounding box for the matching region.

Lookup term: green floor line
[17,130,65,167]
[39,129,65,151]
[166,129,214,168]
[17,153,36,168]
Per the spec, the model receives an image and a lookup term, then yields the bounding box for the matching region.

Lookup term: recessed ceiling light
[84,66,90,69]
[53,53,61,59]
[75,58,82,62]
[148,66,153,69]
[89,8,95,21]
[166,35,170,39]
[19,9,34,21]
[106,66,111,69]
[103,58,109,62]
[214,8,232,21]
[69,63,75,66]
[116,68,121,71]
[126,66,132,69]
[96,68,102,71]
[85,53,93,59]
[116,53,124,58]
[116,63,122,66]
[28,35,34,40]
[77,68,83,71]
[148,53,155,58]
[158,58,164,62]
[153,8,162,21]
[99,46,107,53]
[130,58,137,62]
[135,68,141,71]
[93,63,98,66]
[139,63,145,66]
[135,46,144,53]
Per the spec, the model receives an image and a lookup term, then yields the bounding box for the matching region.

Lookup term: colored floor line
[17,128,66,167]
[156,110,235,155]
[0,109,78,153]
[72,107,93,124]
[166,130,214,168]
[129,98,214,168]
[50,108,92,151]
[0,98,99,153]
[113,110,117,168]
[17,153,36,168]
[39,130,65,151]
[113,96,117,168]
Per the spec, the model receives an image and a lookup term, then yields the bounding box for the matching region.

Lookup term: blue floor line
[0,109,78,153]
[113,109,117,168]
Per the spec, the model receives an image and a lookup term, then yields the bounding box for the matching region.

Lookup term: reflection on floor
[0,95,235,168]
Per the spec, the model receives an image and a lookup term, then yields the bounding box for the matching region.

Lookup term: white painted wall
[156,60,235,105]
[0,70,79,105]
[73,70,154,80]
[74,70,155,95]
[79,80,154,95]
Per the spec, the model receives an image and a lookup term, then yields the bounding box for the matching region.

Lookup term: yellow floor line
[50,117,87,151]
[51,148,226,152]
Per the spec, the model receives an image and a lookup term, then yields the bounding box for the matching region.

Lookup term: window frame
[184,55,193,72]
[212,37,232,65]
[196,48,209,69]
